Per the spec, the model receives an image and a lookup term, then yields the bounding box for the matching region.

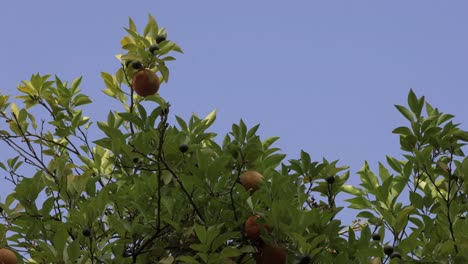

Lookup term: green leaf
[300,150,311,168]
[346,196,372,209]
[136,104,147,122]
[0,224,5,242]
[424,126,442,137]
[244,136,263,162]
[378,162,391,183]
[239,120,247,141]
[246,124,260,139]
[409,191,424,209]
[67,240,81,262]
[144,94,168,108]
[53,226,69,255]
[158,42,177,55]
[220,247,241,258]
[176,116,188,133]
[395,105,414,122]
[392,126,413,136]
[177,256,199,263]
[386,156,402,173]
[194,224,207,244]
[356,210,375,219]
[101,72,116,90]
[205,225,222,246]
[407,89,422,117]
[395,206,416,233]
[342,185,365,196]
[162,56,176,61]
[262,154,286,169]
[454,130,468,142]
[70,76,82,90]
[126,17,136,31]
[41,197,55,215]
[97,122,125,140]
[358,162,379,190]
[461,157,468,177]
[158,64,170,82]
[73,94,92,107]
[246,196,254,212]
[437,113,455,125]
[263,136,280,149]
[190,247,209,261]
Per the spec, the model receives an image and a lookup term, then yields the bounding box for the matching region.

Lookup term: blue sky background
[1,1,468,223]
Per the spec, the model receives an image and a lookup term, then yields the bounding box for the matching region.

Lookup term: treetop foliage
[1,14,468,264]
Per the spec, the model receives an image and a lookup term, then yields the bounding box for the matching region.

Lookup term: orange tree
[1,15,468,264]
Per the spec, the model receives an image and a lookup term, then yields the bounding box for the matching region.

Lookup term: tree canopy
[1,15,468,264]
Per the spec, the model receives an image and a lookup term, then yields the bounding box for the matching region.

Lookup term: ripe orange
[0,248,18,264]
[240,170,264,192]
[244,215,272,241]
[254,244,287,264]
[132,69,160,97]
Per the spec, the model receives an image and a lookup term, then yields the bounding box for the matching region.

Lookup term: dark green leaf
[395,105,414,122]
[407,89,420,117]
[392,126,413,136]
[386,156,402,173]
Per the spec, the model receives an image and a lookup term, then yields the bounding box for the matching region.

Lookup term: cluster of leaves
[0,15,467,264]
[344,90,468,263]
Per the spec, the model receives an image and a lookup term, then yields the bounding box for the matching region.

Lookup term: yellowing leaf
[203,109,217,127]
[10,103,19,117]
[120,36,136,49]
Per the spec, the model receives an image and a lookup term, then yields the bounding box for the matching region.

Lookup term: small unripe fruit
[82,228,91,237]
[384,245,394,255]
[131,61,143,70]
[156,34,166,44]
[149,45,159,54]
[179,144,189,153]
[372,234,381,241]
[390,252,402,259]
[326,175,335,184]
[298,255,311,264]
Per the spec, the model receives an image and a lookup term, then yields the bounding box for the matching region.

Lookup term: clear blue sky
[1,1,467,222]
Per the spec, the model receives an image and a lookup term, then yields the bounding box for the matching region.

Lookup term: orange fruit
[132,69,160,97]
[240,170,264,192]
[0,248,18,264]
[254,244,287,264]
[244,215,272,241]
